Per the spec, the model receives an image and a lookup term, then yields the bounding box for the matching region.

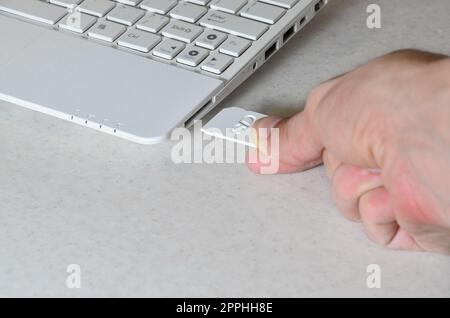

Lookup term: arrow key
[201,53,233,74]
[177,45,209,67]
[152,38,185,60]
[196,29,227,50]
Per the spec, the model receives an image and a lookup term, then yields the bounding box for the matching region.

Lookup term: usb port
[299,16,306,26]
[283,25,295,43]
[264,42,277,60]
[315,0,325,12]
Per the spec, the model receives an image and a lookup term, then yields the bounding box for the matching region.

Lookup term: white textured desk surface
[0,0,449,297]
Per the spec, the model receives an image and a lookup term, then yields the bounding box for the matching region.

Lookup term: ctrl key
[118,29,161,53]
[201,53,233,74]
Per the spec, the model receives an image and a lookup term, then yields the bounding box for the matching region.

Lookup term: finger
[246,116,286,174]
[247,79,341,174]
[358,187,423,251]
[247,114,323,174]
[358,187,398,245]
[332,164,384,222]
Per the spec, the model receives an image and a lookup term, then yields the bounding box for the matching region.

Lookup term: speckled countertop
[0,0,449,297]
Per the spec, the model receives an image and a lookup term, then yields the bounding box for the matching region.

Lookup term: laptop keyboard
[0,0,300,75]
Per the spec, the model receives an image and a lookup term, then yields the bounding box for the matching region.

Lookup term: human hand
[247,50,450,254]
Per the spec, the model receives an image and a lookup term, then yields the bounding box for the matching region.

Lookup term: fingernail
[366,168,382,174]
[251,116,284,152]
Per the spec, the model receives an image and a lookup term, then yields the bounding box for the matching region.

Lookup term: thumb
[247,80,339,174]
[246,111,323,174]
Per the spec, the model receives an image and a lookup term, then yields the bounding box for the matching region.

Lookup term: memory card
[201,107,267,148]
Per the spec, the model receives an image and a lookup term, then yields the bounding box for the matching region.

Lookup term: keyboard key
[50,0,84,9]
[152,38,185,59]
[140,0,177,15]
[88,20,126,42]
[107,4,145,25]
[259,0,299,9]
[240,2,285,24]
[0,0,67,25]
[210,0,247,14]
[118,29,161,52]
[59,11,97,33]
[136,12,169,33]
[78,0,116,17]
[169,2,207,23]
[114,0,143,6]
[201,53,233,74]
[199,10,268,40]
[161,20,203,43]
[218,35,250,57]
[177,45,209,67]
[185,0,211,5]
[196,29,227,50]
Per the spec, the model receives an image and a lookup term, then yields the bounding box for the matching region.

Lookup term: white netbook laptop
[0,0,327,144]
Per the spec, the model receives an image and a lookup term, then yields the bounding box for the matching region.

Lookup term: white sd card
[201,107,267,148]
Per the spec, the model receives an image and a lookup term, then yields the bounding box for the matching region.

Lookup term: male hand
[248,50,450,254]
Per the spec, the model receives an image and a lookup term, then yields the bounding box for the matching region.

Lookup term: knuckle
[308,83,330,106]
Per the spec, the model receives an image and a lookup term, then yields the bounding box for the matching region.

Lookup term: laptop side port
[315,0,325,12]
[283,25,295,43]
[264,42,277,60]
[299,16,307,26]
